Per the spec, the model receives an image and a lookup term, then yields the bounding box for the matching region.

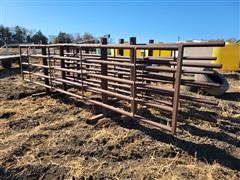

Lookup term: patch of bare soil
[0,67,239,179]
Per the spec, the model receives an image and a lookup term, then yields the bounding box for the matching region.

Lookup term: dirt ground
[0,66,239,179]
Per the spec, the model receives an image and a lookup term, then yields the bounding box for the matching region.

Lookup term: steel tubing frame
[19,38,225,134]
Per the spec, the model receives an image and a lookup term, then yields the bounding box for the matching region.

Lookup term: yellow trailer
[212,43,240,71]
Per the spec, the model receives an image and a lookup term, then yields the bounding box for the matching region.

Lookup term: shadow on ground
[109,115,240,171]
[219,92,240,102]
[0,67,21,79]
[48,93,240,172]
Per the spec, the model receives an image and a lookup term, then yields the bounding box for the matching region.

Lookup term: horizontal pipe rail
[19,40,224,134]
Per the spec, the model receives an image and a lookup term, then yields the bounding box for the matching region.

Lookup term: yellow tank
[110,49,148,58]
[152,50,172,57]
[212,43,240,71]
[110,49,172,58]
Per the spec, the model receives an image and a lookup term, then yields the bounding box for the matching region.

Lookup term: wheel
[194,69,229,96]
[1,60,12,69]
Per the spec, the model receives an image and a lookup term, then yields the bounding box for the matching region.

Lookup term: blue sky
[0,0,239,43]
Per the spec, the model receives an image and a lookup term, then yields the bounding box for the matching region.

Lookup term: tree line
[0,25,96,46]
[1,25,239,46]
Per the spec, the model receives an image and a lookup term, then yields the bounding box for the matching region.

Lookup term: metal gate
[19,37,224,134]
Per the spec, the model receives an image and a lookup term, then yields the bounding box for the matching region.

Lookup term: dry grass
[0,48,19,56]
[0,67,240,179]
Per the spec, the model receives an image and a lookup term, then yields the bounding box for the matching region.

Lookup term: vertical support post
[66,47,70,76]
[76,48,80,55]
[145,39,154,96]
[47,47,52,88]
[172,50,176,106]
[130,37,136,116]
[27,47,31,81]
[119,38,124,56]
[19,47,24,79]
[76,48,80,79]
[171,44,184,134]
[80,47,84,98]
[100,38,108,113]
[148,39,154,56]
[6,45,9,55]
[85,47,90,70]
[85,46,89,54]
[42,46,50,93]
[60,46,67,90]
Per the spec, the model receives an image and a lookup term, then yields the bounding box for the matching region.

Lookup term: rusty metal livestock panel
[19,38,225,134]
